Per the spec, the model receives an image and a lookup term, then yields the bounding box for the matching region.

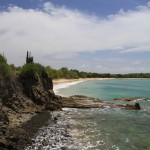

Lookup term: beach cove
[53,78,150,150]
[1,0,150,148]
[24,78,150,150]
[1,77,150,150]
[1,51,148,150]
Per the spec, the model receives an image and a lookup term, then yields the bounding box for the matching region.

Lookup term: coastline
[1,77,148,149]
[52,79,150,150]
[53,78,116,85]
[53,78,116,95]
[53,77,150,85]
[53,77,150,95]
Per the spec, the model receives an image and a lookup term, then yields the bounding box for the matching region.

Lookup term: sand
[53,78,115,95]
[53,78,115,85]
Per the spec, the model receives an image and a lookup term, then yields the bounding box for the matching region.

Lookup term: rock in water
[135,102,141,110]
[125,102,141,110]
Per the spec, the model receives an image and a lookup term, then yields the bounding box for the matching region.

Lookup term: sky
[0,0,150,74]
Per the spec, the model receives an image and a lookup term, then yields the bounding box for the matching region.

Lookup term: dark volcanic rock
[125,102,141,110]
[20,73,62,109]
[0,73,62,149]
[61,95,102,108]
[0,111,51,150]
[135,102,141,109]
[0,110,9,126]
[61,95,142,110]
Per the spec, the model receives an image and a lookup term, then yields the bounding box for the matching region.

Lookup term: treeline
[1,53,150,79]
[45,67,150,79]
[15,66,150,79]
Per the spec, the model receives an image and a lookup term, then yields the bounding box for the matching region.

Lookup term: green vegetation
[0,54,7,63]
[45,67,150,79]
[1,52,150,79]
[21,63,45,77]
[45,67,79,79]
[0,54,10,78]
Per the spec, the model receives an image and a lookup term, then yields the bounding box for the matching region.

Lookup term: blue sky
[0,0,150,73]
[0,0,149,16]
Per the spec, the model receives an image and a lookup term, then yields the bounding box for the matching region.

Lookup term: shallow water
[67,108,150,150]
[58,79,150,100]
[27,79,150,150]
[57,79,150,150]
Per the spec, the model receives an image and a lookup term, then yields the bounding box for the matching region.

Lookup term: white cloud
[0,2,150,66]
[132,61,140,65]
[79,64,90,69]
[96,65,102,69]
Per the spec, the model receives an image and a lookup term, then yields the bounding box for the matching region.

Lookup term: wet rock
[61,95,103,108]
[135,103,141,109]
[114,97,147,101]
[24,111,76,150]
[125,103,141,110]
[37,145,43,150]
[61,146,68,150]
[42,139,49,146]
[54,117,58,121]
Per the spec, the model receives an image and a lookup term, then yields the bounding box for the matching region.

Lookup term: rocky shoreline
[1,111,52,150]
[61,95,141,110]
[0,71,62,149]
[113,97,148,101]
[0,74,143,149]
[25,110,78,150]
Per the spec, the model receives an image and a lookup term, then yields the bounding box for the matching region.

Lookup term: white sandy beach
[53,79,84,95]
[53,78,115,95]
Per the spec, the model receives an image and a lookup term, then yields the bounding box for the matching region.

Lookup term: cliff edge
[0,72,62,149]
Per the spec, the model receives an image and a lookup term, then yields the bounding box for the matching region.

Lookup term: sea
[55,79,150,150]
[25,79,150,150]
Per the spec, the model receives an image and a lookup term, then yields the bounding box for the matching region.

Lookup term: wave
[53,80,83,95]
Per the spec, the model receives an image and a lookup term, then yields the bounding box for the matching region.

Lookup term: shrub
[34,63,45,75]
[21,63,36,77]
[0,63,10,78]
[21,63,45,77]
[0,54,7,64]
[0,54,10,78]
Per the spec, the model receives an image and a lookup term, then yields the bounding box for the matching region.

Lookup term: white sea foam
[53,80,83,95]
[25,111,79,150]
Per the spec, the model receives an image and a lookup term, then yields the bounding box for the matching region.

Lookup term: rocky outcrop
[61,95,104,108]
[113,97,147,101]
[0,74,143,149]
[61,95,141,110]
[125,102,141,110]
[0,73,62,149]
[20,72,61,109]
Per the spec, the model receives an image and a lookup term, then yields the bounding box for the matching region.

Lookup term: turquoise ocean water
[58,79,150,150]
